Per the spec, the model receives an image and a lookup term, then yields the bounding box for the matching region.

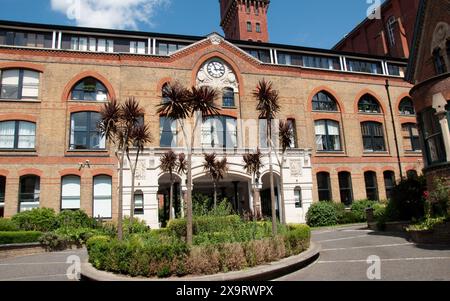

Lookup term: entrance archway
[261,172,281,220]
[158,173,182,225]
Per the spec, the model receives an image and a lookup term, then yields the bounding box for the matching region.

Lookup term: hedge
[0,219,19,231]
[86,224,311,278]
[167,215,242,238]
[0,231,43,245]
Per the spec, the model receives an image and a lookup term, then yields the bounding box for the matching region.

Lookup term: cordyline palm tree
[159,150,178,221]
[243,149,264,220]
[99,97,149,240]
[127,123,152,223]
[253,79,280,236]
[157,82,220,245]
[203,153,229,208]
[276,120,294,225]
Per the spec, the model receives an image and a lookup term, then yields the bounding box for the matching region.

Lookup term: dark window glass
[399,98,415,115]
[160,117,177,148]
[0,121,36,150]
[361,122,386,152]
[19,175,40,212]
[70,112,105,150]
[156,42,188,55]
[0,69,40,99]
[419,108,446,165]
[71,77,108,101]
[387,63,405,76]
[303,55,341,70]
[364,171,379,201]
[162,83,170,104]
[347,59,383,74]
[277,51,303,66]
[315,120,341,151]
[134,190,144,215]
[317,172,332,201]
[402,123,421,151]
[244,48,271,63]
[447,101,450,131]
[338,172,353,206]
[383,171,395,200]
[358,94,381,113]
[433,48,447,75]
[294,188,302,208]
[222,87,235,107]
[312,91,338,111]
[407,170,418,179]
[247,22,252,32]
[0,176,5,204]
[287,119,297,148]
[256,23,261,33]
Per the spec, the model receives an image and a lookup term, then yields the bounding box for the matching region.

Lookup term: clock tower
[219,0,270,42]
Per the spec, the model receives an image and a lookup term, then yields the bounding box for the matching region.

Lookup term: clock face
[207,61,226,78]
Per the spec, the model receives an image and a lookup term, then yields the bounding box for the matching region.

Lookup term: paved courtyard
[0,225,450,281]
[277,225,450,281]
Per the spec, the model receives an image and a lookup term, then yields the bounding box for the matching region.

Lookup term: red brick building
[333,0,420,59]
[0,2,422,225]
[406,0,450,185]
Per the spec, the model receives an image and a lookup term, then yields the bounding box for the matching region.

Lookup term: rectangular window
[387,63,405,76]
[0,121,36,150]
[0,176,5,205]
[364,172,379,201]
[79,37,88,51]
[106,40,114,53]
[383,172,395,200]
[134,192,144,215]
[317,172,332,201]
[130,41,146,54]
[346,59,383,74]
[302,55,341,70]
[256,23,261,33]
[61,176,81,210]
[19,175,40,212]
[160,117,177,148]
[247,22,252,32]
[93,176,112,219]
[402,123,421,151]
[433,49,447,75]
[70,112,105,150]
[295,188,302,208]
[277,51,303,66]
[361,122,386,152]
[71,37,79,50]
[338,172,353,207]
[287,119,297,148]
[244,48,271,63]
[315,120,341,151]
[89,38,96,51]
[419,108,446,165]
[97,39,106,52]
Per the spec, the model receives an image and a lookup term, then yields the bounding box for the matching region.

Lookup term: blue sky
[0,0,382,49]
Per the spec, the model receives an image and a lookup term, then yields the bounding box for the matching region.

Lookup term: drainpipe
[385,79,404,179]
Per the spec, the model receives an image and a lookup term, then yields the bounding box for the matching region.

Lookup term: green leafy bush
[306,201,339,227]
[56,210,97,229]
[426,178,450,217]
[390,176,427,221]
[12,208,58,232]
[39,232,69,251]
[123,217,150,235]
[0,231,42,244]
[168,215,242,239]
[0,218,19,231]
[406,216,447,231]
[350,200,380,222]
[192,193,234,217]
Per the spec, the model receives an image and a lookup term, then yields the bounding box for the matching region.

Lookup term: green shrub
[406,216,447,231]
[86,236,112,270]
[123,217,150,235]
[168,215,242,239]
[350,200,379,222]
[338,211,360,224]
[306,201,339,227]
[284,224,311,255]
[0,218,19,231]
[192,193,234,217]
[427,178,450,217]
[0,231,42,244]
[39,232,69,251]
[390,176,427,221]
[56,210,97,229]
[12,208,57,232]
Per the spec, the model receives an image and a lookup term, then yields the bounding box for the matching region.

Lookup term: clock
[207,61,226,78]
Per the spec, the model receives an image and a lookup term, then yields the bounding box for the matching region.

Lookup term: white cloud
[50,0,169,30]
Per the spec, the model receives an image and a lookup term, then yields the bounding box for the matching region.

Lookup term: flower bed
[86,217,311,278]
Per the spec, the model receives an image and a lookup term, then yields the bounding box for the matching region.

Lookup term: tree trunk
[213,181,217,209]
[280,153,286,225]
[129,168,136,222]
[118,152,125,241]
[186,152,193,245]
[268,120,277,236]
[169,176,174,221]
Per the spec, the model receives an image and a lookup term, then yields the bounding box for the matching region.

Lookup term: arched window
[402,123,420,151]
[0,121,36,150]
[19,175,40,212]
[134,190,144,215]
[364,171,379,201]
[70,77,108,101]
[202,116,237,149]
[312,91,338,112]
[70,112,105,150]
[399,97,415,115]
[358,94,381,113]
[0,176,5,217]
[317,172,332,201]
[338,172,353,206]
[93,175,112,219]
[315,120,342,151]
[386,16,396,46]
[222,87,235,108]
[161,83,170,104]
[294,187,302,208]
[159,117,177,148]
[383,171,395,200]
[0,69,39,100]
[61,175,81,210]
[361,122,386,152]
